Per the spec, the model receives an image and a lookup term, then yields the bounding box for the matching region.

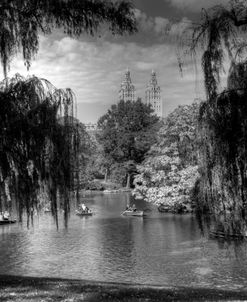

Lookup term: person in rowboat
[80,203,89,213]
[126,204,137,212]
[3,211,10,220]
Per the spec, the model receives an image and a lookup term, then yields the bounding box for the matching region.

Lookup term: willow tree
[187,0,247,236]
[0,74,78,225]
[0,0,136,223]
[0,0,136,78]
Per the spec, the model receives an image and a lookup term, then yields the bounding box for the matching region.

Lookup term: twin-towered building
[85,69,163,132]
[119,69,163,118]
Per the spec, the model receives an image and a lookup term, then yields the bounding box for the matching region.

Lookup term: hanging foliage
[0,74,79,226]
[189,0,247,99]
[0,0,137,226]
[0,0,137,78]
[195,62,247,236]
[187,0,247,237]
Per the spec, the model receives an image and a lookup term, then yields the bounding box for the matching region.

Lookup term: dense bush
[133,102,199,213]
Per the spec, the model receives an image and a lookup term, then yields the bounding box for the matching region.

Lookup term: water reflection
[0,224,31,275]
[0,193,247,288]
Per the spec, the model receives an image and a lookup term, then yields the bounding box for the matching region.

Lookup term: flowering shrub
[133,103,199,213]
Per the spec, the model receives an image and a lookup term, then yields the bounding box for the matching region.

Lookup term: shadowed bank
[0,275,247,301]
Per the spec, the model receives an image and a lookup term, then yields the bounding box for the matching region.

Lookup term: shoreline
[0,275,247,301]
[81,188,132,194]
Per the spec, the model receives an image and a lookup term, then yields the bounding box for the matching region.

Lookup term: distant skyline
[8,0,229,123]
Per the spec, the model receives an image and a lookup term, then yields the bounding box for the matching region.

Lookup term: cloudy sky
[9,0,229,123]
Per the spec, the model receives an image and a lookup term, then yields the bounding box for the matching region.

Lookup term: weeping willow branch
[187,0,247,237]
[188,1,247,99]
[0,0,137,78]
[0,74,80,226]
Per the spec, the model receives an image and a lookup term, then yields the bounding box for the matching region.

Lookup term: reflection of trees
[93,195,135,271]
[7,193,247,287]
[0,228,30,275]
[96,218,136,281]
[125,193,130,208]
[137,215,202,285]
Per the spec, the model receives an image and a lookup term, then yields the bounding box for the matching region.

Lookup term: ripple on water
[0,193,247,287]
[194,267,213,276]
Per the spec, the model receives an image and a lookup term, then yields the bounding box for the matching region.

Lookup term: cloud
[8,33,205,123]
[167,0,229,12]
[168,17,193,38]
[154,17,169,34]
[133,9,193,45]
[134,9,169,35]
[135,61,155,71]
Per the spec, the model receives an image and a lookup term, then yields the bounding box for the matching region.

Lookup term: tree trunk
[3,55,8,85]
[104,168,108,182]
[126,173,130,189]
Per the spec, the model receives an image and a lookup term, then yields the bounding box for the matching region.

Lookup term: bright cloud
[8,31,205,123]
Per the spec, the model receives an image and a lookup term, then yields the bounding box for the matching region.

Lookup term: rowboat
[75,209,93,216]
[0,219,16,225]
[103,190,119,193]
[158,204,170,213]
[121,210,144,217]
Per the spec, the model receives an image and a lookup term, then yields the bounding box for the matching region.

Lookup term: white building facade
[145,70,163,118]
[119,69,136,102]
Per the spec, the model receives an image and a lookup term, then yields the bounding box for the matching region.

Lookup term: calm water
[0,192,247,289]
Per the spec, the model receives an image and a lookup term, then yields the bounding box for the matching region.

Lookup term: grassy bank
[0,275,247,301]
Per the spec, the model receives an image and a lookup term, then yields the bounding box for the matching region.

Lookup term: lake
[0,192,247,290]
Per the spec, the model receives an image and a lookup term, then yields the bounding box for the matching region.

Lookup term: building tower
[145,70,162,118]
[119,69,136,102]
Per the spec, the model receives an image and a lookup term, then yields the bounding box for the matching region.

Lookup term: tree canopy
[98,99,160,164]
[0,0,137,77]
[97,99,160,186]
